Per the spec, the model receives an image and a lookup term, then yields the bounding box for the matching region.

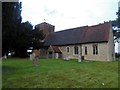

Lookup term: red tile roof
[81,22,111,43]
[52,46,61,53]
[44,22,112,46]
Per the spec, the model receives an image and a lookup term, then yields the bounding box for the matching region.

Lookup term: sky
[20,0,119,30]
[20,0,120,52]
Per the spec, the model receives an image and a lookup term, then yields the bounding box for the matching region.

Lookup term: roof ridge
[55,22,111,33]
[55,26,88,33]
[88,22,111,27]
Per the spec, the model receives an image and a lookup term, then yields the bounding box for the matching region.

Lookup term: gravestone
[30,53,35,61]
[78,55,81,62]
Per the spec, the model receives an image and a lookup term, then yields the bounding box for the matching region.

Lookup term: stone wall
[81,43,108,61]
[35,22,55,38]
[59,45,81,59]
[59,41,114,61]
[107,27,115,61]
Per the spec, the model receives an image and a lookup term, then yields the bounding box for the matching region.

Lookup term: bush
[115,53,120,58]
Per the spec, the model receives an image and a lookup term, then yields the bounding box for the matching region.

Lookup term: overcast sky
[20,0,119,31]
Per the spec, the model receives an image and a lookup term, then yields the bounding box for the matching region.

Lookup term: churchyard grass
[2,58,118,88]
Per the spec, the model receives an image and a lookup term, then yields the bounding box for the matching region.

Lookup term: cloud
[44,8,58,16]
[21,0,119,31]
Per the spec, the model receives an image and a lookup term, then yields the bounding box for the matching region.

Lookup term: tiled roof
[52,46,61,53]
[44,22,111,46]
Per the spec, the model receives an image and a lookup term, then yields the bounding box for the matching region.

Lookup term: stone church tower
[35,22,55,39]
[34,22,55,58]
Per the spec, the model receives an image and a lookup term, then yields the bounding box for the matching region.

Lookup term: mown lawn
[2,58,118,88]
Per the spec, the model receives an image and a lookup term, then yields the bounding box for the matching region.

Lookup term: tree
[111,5,120,43]
[117,7,120,28]
[14,21,33,57]
[111,20,119,41]
[115,6,120,42]
[2,2,22,56]
[2,2,45,58]
[31,27,45,49]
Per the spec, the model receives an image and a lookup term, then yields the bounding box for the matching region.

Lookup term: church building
[35,22,115,61]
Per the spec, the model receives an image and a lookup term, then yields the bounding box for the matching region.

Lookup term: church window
[74,46,79,54]
[93,45,98,55]
[85,46,87,55]
[66,47,70,53]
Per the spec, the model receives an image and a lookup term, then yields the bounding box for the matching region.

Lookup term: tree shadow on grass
[2,66,17,74]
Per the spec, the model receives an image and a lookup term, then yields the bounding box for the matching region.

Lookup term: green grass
[2,58,118,88]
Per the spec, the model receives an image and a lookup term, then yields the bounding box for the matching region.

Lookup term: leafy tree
[115,6,120,42]
[14,21,33,57]
[117,7,120,28]
[31,27,45,49]
[111,5,120,43]
[2,2,22,56]
[2,2,45,58]
[13,21,44,58]
[111,20,119,41]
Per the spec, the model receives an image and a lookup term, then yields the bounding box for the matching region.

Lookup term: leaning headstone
[2,54,7,60]
[30,53,35,61]
[4,55,7,59]
[30,54,32,60]
[55,53,59,59]
[78,55,81,62]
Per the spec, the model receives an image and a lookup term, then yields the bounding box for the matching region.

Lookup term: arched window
[85,46,87,55]
[66,47,70,53]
